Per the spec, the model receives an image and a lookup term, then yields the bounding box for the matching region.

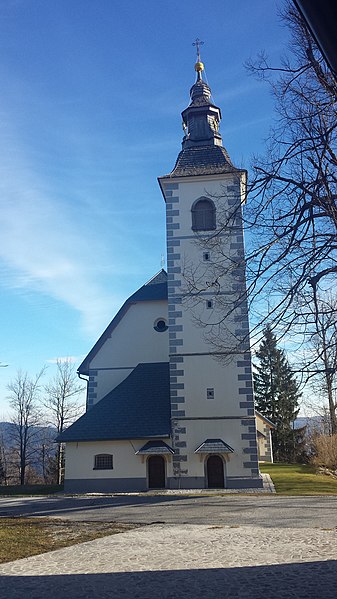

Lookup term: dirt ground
[43,518,139,542]
[0,517,141,563]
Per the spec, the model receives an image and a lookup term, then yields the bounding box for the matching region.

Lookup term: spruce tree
[254,324,303,462]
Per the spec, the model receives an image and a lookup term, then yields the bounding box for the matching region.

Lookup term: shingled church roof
[168,145,238,178]
[58,362,170,443]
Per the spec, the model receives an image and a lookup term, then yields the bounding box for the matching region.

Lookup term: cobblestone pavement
[1,523,337,598]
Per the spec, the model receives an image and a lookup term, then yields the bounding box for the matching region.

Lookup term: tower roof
[168,145,236,178]
[162,51,242,179]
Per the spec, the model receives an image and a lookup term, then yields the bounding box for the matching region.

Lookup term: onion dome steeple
[190,59,211,102]
[166,41,238,178]
[182,54,222,149]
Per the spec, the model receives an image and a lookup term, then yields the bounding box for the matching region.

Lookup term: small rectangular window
[94,454,113,470]
[207,388,215,400]
[206,300,213,309]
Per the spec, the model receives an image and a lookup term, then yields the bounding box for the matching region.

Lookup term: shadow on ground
[0,493,196,518]
[2,494,337,528]
[2,560,337,598]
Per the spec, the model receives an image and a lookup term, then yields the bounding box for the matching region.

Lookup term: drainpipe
[78,372,89,411]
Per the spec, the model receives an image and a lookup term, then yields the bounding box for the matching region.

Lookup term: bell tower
[158,46,262,490]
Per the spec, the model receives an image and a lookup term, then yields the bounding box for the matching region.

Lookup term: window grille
[94,454,113,470]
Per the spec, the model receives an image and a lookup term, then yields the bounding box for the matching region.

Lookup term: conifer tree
[253,324,303,462]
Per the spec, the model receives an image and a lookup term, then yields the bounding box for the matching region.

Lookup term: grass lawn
[0,518,138,564]
[0,484,63,496]
[260,462,337,495]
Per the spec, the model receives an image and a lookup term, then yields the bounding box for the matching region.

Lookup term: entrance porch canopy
[195,439,234,454]
[135,440,174,455]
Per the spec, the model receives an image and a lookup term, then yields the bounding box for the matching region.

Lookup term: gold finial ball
[194,61,204,72]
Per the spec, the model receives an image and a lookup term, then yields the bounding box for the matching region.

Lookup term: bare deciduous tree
[42,359,84,483]
[7,370,44,485]
[183,3,337,369]
[245,4,337,347]
[302,294,337,434]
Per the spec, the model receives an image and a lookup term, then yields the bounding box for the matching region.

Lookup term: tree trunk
[321,325,337,435]
[327,375,337,435]
[57,444,64,485]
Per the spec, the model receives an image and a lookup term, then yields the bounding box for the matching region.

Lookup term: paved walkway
[106,473,276,495]
[1,523,337,598]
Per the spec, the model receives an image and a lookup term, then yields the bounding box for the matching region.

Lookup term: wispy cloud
[46,356,84,364]
[0,118,122,335]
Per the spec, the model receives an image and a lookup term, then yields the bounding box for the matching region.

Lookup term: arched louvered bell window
[191,198,216,231]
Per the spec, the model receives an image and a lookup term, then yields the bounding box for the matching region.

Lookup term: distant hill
[295,416,324,431]
[0,421,57,447]
[0,421,59,479]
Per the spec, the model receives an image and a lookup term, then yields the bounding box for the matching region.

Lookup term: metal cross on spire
[192,38,204,62]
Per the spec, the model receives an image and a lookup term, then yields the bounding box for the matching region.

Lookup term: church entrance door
[206,455,225,488]
[148,456,166,489]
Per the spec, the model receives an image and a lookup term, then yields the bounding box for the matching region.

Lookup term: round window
[154,318,168,332]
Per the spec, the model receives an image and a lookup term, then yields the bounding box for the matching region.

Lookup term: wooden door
[148,456,166,489]
[207,455,225,488]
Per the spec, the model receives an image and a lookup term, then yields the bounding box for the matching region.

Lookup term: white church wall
[64,440,140,479]
[256,415,274,463]
[181,355,245,416]
[173,174,242,238]
[179,301,242,354]
[88,299,169,404]
[65,439,174,480]
[182,419,253,479]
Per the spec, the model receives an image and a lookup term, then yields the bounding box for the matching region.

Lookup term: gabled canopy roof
[135,440,174,455]
[78,270,167,375]
[194,439,234,454]
[58,362,170,443]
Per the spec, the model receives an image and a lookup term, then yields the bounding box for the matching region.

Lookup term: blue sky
[0,0,289,416]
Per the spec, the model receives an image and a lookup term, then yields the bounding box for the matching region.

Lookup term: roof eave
[60,432,171,444]
[159,168,247,181]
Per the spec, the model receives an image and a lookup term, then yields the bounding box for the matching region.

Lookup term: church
[59,51,265,492]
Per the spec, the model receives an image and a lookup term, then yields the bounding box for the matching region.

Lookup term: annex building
[59,54,265,492]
